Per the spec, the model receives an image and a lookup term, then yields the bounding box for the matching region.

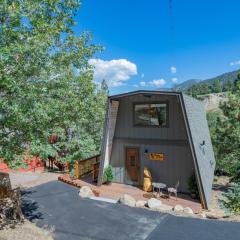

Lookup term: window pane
[134,103,167,127]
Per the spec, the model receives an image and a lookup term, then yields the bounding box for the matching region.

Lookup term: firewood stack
[0,172,24,229]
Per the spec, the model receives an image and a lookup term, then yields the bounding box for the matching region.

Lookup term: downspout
[178,93,208,209]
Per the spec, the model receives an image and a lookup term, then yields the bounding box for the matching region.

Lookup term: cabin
[97,90,215,209]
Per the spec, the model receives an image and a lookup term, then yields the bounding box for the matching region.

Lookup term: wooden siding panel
[109,94,194,192]
[114,95,187,140]
[110,139,194,192]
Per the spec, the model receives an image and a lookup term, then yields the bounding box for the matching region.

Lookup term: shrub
[104,165,114,183]
[221,183,240,214]
[69,167,76,180]
[188,174,199,198]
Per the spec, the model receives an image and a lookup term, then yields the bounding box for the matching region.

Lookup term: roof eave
[109,90,182,100]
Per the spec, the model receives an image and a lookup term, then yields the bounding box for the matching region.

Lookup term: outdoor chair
[167,180,179,200]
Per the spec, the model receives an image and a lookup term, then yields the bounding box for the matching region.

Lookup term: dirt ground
[0,220,54,240]
[9,171,61,189]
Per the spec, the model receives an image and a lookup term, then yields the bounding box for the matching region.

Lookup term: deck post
[75,160,79,179]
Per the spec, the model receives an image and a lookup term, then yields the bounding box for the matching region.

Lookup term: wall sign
[149,153,164,161]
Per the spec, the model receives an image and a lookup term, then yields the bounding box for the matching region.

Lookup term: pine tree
[215,74,240,180]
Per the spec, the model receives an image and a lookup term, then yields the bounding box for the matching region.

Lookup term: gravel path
[9,172,61,189]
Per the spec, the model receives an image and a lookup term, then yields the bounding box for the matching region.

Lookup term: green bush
[8,156,27,170]
[221,183,240,214]
[104,165,114,183]
[188,174,199,198]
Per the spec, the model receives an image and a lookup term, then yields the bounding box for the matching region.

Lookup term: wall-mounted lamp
[144,149,148,155]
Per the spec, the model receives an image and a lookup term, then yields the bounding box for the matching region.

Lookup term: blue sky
[74,0,240,94]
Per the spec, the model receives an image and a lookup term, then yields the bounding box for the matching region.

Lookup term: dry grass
[0,221,54,240]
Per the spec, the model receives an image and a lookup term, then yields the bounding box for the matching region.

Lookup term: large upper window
[134,103,168,127]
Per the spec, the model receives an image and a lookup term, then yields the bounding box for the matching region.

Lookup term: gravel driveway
[10,172,60,189]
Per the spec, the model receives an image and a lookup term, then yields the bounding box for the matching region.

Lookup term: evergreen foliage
[104,165,114,183]
[221,183,240,214]
[212,74,240,180]
[186,79,232,97]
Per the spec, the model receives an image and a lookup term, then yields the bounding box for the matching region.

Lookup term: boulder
[147,198,162,210]
[118,194,136,207]
[135,200,147,208]
[0,188,24,230]
[205,212,223,219]
[173,204,184,212]
[0,172,12,199]
[79,186,94,198]
[156,204,173,212]
[199,212,207,219]
[183,207,194,214]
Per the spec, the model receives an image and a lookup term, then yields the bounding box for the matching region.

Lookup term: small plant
[188,174,199,199]
[104,165,114,184]
[69,167,76,180]
[221,183,240,214]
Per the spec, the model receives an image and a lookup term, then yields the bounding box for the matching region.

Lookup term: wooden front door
[126,147,140,183]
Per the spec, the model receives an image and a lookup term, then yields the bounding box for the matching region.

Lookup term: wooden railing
[75,154,100,182]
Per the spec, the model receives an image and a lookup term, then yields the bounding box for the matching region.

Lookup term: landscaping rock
[135,200,147,208]
[205,212,223,219]
[183,207,194,214]
[147,198,162,210]
[118,194,136,207]
[79,186,94,198]
[173,204,184,212]
[199,212,207,219]
[156,204,173,212]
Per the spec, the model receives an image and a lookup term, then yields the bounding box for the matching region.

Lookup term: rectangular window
[134,103,168,127]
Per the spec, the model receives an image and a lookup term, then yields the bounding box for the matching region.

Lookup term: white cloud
[149,78,166,87]
[133,84,139,88]
[89,58,137,87]
[139,81,146,87]
[230,60,240,66]
[112,81,126,87]
[141,73,144,78]
[170,66,177,74]
[171,77,178,84]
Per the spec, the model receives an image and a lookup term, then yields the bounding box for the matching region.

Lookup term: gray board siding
[114,95,187,140]
[110,94,194,193]
[182,94,216,208]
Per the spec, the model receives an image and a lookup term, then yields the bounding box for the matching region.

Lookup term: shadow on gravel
[21,190,43,221]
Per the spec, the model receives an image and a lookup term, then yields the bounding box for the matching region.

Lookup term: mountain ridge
[177,69,239,91]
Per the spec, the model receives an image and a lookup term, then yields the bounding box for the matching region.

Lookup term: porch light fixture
[144,149,148,155]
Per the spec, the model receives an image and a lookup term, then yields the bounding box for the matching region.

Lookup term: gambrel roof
[98,90,216,209]
[181,94,216,209]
